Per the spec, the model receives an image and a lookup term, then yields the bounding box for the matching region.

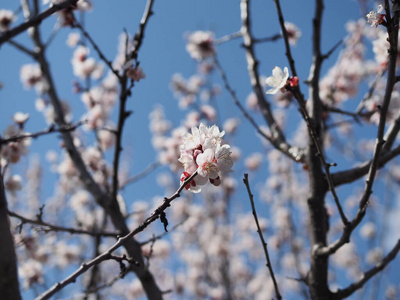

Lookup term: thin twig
[7,40,36,57]
[243,173,282,300]
[139,219,186,246]
[321,39,342,60]
[253,33,282,44]
[73,20,120,79]
[0,121,86,145]
[119,161,160,189]
[355,67,386,114]
[8,210,117,237]
[335,239,400,299]
[214,31,242,45]
[35,172,197,300]
[130,0,155,56]
[111,0,155,206]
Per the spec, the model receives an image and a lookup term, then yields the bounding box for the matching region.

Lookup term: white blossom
[284,22,302,46]
[265,66,289,94]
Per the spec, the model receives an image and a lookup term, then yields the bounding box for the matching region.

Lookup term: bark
[0,177,22,300]
[306,0,333,298]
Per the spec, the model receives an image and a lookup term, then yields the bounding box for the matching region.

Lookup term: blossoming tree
[1,0,400,299]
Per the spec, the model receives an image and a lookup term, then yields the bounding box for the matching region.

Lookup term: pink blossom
[366,5,385,27]
[284,22,302,46]
[0,9,16,32]
[186,31,215,61]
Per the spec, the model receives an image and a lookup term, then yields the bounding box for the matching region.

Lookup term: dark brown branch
[8,210,117,237]
[130,0,155,57]
[243,174,282,300]
[331,144,400,187]
[321,39,342,60]
[253,33,282,44]
[324,105,374,120]
[272,0,298,77]
[7,40,36,57]
[111,0,155,206]
[0,177,21,299]
[0,0,78,46]
[36,172,197,300]
[335,239,400,299]
[139,219,186,246]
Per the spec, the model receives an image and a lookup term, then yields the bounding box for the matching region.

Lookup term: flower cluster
[179,123,233,193]
[1,123,31,165]
[366,5,385,27]
[20,64,49,94]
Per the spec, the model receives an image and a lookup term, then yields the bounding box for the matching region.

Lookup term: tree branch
[0,177,21,299]
[243,173,282,300]
[0,121,86,146]
[8,209,117,237]
[0,0,78,46]
[335,239,400,299]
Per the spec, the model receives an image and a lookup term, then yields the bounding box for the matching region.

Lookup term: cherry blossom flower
[13,112,30,127]
[215,144,234,173]
[71,46,98,79]
[66,32,80,48]
[265,66,289,94]
[1,125,31,164]
[185,31,215,61]
[126,66,146,82]
[284,22,302,46]
[245,152,263,171]
[196,148,219,179]
[20,64,48,94]
[223,118,240,134]
[5,175,23,196]
[0,9,16,32]
[19,259,44,289]
[366,5,385,27]
[77,0,92,11]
